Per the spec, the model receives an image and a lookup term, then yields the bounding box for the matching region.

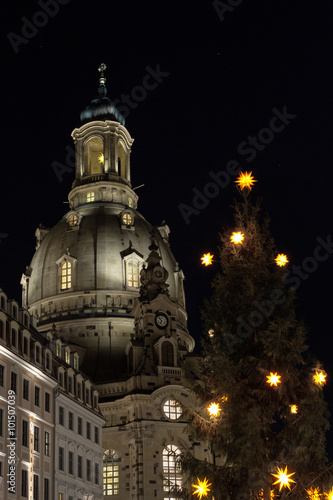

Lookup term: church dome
[26,206,184,322]
[21,65,191,383]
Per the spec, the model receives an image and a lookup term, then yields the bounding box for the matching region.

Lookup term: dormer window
[65,349,70,364]
[61,261,72,290]
[56,255,77,293]
[67,213,79,227]
[127,260,140,288]
[122,212,133,226]
[56,342,61,358]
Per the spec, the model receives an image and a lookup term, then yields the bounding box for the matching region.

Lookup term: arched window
[117,141,127,178]
[61,261,72,290]
[84,136,104,175]
[162,341,174,367]
[163,445,182,496]
[0,321,3,339]
[103,449,120,496]
[127,260,140,288]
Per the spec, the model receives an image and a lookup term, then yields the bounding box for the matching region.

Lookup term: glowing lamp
[275,254,289,267]
[306,487,321,499]
[207,402,221,417]
[192,477,212,499]
[235,171,257,190]
[266,372,281,387]
[230,231,244,244]
[290,404,298,414]
[313,371,327,386]
[272,466,296,491]
[258,490,276,499]
[98,153,104,163]
[201,253,214,266]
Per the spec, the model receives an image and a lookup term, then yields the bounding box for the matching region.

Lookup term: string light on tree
[275,253,289,267]
[257,489,276,499]
[235,171,257,191]
[192,477,212,499]
[266,372,281,387]
[272,466,296,491]
[306,487,322,499]
[230,231,244,244]
[324,487,333,499]
[201,253,214,266]
[313,371,327,386]
[290,404,298,414]
[207,402,221,417]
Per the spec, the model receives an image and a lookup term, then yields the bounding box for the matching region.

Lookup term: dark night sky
[1,0,333,439]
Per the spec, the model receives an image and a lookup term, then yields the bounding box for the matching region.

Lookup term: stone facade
[0,289,104,500]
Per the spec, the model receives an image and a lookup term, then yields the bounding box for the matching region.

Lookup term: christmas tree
[182,173,332,499]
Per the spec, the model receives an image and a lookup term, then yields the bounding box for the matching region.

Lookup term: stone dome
[26,205,185,321]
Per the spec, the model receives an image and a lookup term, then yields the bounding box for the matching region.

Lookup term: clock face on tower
[155,312,168,329]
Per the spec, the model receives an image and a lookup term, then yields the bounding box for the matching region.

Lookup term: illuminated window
[87,192,95,203]
[163,445,182,494]
[65,350,70,364]
[103,449,120,496]
[127,260,140,288]
[122,212,133,226]
[56,343,61,358]
[163,400,182,420]
[61,261,72,290]
[84,136,103,175]
[67,213,78,227]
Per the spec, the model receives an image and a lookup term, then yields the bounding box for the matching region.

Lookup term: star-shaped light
[192,478,212,499]
[98,153,104,163]
[230,231,244,244]
[266,372,281,387]
[313,371,327,386]
[235,171,257,191]
[201,253,214,266]
[275,254,289,267]
[307,487,321,500]
[290,404,298,414]
[272,466,296,491]
[207,403,221,417]
[324,488,333,499]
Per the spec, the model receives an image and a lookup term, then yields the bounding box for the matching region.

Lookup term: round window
[163,399,182,420]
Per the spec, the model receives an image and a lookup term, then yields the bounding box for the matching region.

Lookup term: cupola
[69,64,137,211]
